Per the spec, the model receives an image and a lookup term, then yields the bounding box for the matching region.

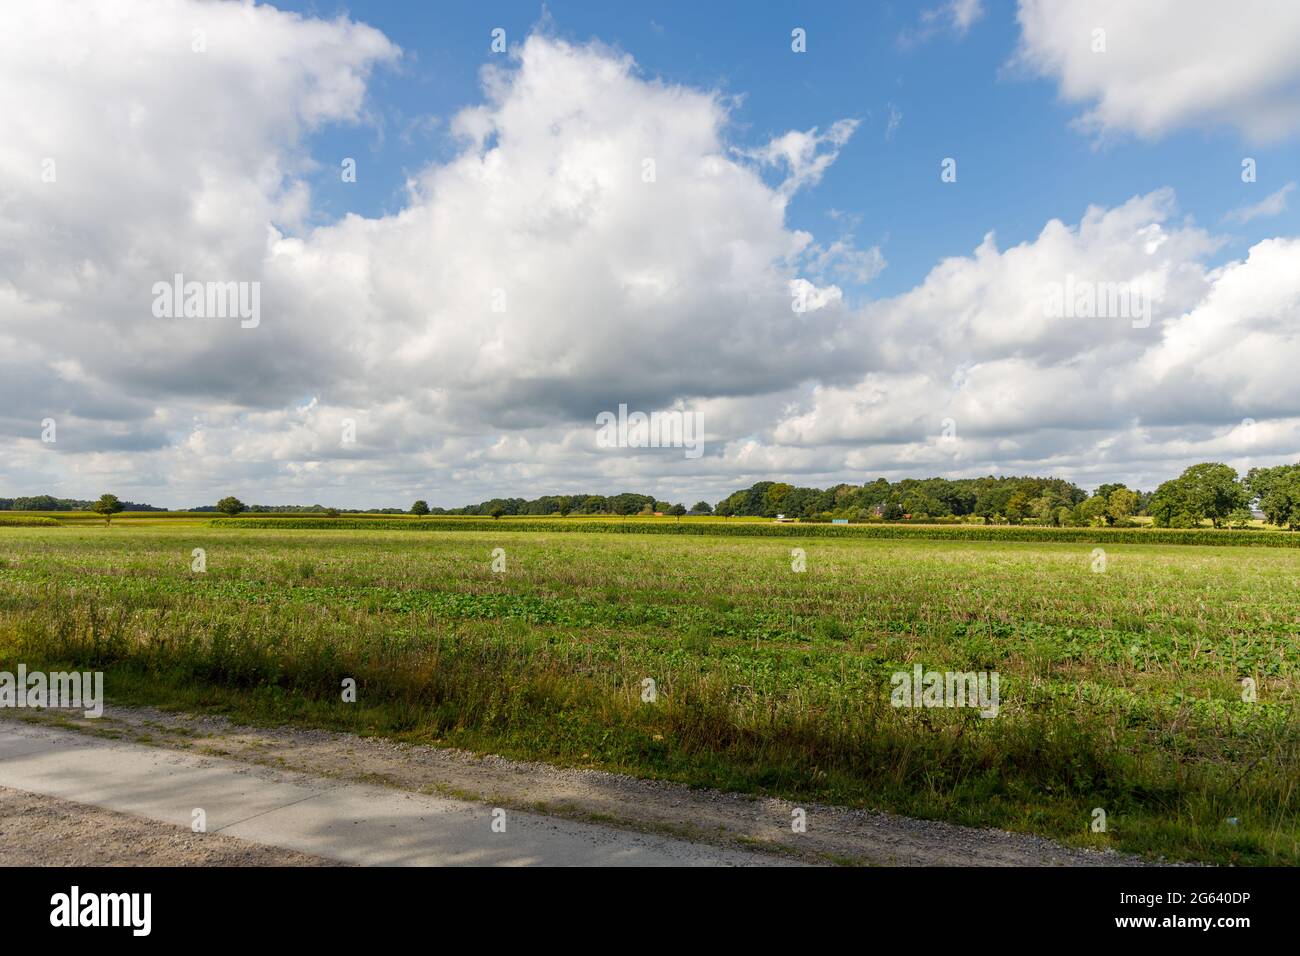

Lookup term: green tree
[1178,462,1246,528]
[763,482,793,517]
[216,496,246,517]
[1246,464,1300,528]
[1004,491,1032,524]
[668,503,687,521]
[1106,487,1139,525]
[1077,495,1108,526]
[1148,480,1188,527]
[489,504,506,520]
[1149,463,1245,528]
[91,493,124,525]
[410,500,430,516]
[1228,507,1254,529]
[1094,483,1126,501]
[691,500,713,514]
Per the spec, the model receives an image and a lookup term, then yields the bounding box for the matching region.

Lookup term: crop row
[207,516,1300,547]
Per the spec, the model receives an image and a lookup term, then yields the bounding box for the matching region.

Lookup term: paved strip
[0,722,792,866]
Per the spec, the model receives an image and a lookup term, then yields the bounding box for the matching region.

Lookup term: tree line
[0,495,163,512]
[713,461,1300,529]
[416,460,1298,529]
[11,459,1300,529]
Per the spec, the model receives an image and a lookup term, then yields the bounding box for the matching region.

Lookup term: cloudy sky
[3,0,1299,509]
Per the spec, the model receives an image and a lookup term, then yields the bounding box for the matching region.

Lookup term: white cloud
[765,192,1300,488]
[902,0,986,45]
[741,120,859,197]
[885,104,902,141]
[0,5,865,505]
[1014,0,1300,141]
[1224,182,1296,224]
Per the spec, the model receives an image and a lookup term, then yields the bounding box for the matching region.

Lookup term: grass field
[1,521,1297,864]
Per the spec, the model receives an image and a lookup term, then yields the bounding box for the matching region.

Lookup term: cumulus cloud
[0,0,400,424]
[0,2,862,505]
[764,192,1300,490]
[1014,0,1300,142]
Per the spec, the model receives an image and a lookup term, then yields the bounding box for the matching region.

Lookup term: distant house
[774,514,795,523]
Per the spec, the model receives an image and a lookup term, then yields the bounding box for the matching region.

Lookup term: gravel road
[0,706,1152,867]
[0,785,337,866]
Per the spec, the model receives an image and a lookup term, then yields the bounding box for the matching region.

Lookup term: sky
[2,0,1300,509]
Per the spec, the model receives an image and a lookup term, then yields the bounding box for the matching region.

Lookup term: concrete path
[0,722,792,866]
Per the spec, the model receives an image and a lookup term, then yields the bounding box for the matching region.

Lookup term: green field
[1,521,1297,864]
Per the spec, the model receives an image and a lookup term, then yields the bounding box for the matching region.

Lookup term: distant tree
[558,503,572,517]
[411,500,430,516]
[1228,507,1254,529]
[91,493,124,525]
[1148,480,1188,527]
[669,503,687,522]
[1077,494,1108,526]
[1106,488,1139,525]
[763,482,793,517]
[216,496,246,517]
[324,507,340,518]
[609,493,653,516]
[1150,463,1245,528]
[1005,491,1032,524]
[1179,462,1246,528]
[1093,483,1126,501]
[489,504,506,520]
[691,501,713,515]
[1246,464,1300,528]
[1028,496,1059,525]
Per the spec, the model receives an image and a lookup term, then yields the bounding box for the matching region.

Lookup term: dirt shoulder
[5,706,1150,867]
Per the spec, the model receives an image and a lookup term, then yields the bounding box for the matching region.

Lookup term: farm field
[1,522,1297,865]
